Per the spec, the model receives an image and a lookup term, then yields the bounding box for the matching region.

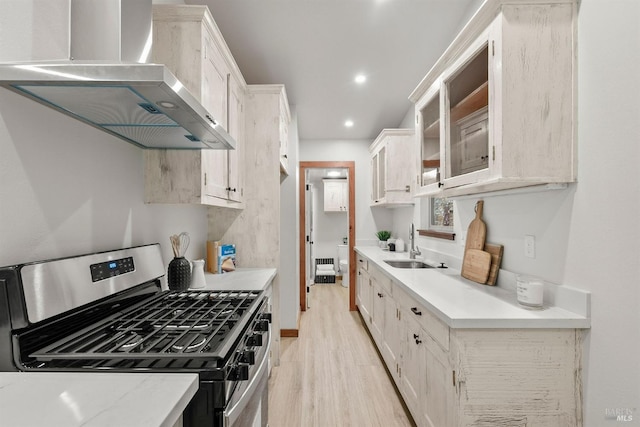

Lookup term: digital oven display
[90,257,135,282]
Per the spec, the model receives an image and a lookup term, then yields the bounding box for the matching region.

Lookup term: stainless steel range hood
[0,0,235,150]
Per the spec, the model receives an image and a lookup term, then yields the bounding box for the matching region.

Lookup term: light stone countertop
[0,372,198,427]
[355,246,590,329]
[196,268,277,291]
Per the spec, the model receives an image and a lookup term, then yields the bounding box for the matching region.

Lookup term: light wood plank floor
[268,282,415,427]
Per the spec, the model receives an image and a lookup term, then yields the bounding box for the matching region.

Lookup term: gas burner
[115,332,145,352]
[157,322,213,334]
[171,334,209,353]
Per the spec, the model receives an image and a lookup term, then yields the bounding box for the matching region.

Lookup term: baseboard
[281,329,299,337]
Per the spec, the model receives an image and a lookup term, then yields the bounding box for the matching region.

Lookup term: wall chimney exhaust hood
[0,0,235,150]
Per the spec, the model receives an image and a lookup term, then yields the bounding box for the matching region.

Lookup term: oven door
[224,328,271,427]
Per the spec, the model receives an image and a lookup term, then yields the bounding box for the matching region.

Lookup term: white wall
[392,1,640,425]
[299,139,393,247]
[0,87,209,275]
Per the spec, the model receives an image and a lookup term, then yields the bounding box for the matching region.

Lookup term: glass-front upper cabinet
[443,43,489,188]
[419,91,441,190]
[411,2,575,198]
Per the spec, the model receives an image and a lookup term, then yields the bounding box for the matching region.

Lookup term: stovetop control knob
[254,320,270,332]
[231,363,250,381]
[239,350,256,365]
[246,333,263,347]
[260,312,272,323]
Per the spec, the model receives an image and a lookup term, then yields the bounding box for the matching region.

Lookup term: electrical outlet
[524,235,536,258]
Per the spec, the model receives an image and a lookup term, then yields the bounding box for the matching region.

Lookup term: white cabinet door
[370,277,385,345]
[370,129,414,206]
[357,267,371,325]
[323,179,347,212]
[423,337,453,427]
[382,290,402,384]
[401,314,425,421]
[227,72,245,203]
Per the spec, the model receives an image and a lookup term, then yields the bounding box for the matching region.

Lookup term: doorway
[299,161,356,312]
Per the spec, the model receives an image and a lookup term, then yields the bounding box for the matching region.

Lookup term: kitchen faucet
[409,223,422,259]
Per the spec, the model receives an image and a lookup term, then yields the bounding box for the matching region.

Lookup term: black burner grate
[28,290,262,365]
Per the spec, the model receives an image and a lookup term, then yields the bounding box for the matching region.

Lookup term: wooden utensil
[484,243,504,286]
[464,200,486,252]
[461,249,492,284]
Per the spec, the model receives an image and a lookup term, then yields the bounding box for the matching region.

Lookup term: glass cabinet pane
[420,93,440,187]
[446,45,489,179]
[379,146,386,198]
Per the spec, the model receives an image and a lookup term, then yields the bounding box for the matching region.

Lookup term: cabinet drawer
[356,255,368,271]
[399,292,449,351]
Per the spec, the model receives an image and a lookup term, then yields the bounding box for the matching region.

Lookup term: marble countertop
[0,372,198,427]
[355,246,590,329]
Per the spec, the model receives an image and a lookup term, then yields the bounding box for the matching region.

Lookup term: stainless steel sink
[384,260,434,269]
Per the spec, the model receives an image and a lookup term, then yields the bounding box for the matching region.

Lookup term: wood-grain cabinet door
[227,73,244,203]
[423,336,453,427]
[370,277,385,345]
[323,180,344,212]
[202,31,229,200]
[401,314,426,422]
[382,293,401,383]
[357,268,371,325]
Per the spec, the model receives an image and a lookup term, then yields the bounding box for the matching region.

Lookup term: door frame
[299,161,356,311]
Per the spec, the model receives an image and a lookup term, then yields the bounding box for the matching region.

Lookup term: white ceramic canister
[516,275,544,308]
[190,259,206,289]
[395,238,405,252]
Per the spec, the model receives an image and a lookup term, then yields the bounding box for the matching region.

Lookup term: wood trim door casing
[299,161,356,312]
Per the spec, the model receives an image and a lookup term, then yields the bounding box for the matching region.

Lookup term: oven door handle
[224,328,271,427]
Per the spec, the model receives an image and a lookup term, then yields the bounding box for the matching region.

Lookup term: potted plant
[376,230,391,248]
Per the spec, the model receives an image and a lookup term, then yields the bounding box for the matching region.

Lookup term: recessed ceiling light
[327,170,341,178]
[355,74,366,84]
[344,120,354,128]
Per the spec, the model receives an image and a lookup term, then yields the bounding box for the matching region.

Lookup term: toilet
[337,244,349,288]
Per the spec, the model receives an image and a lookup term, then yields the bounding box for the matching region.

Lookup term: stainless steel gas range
[0,244,270,427]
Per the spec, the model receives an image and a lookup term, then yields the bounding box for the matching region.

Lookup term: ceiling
[185,0,482,141]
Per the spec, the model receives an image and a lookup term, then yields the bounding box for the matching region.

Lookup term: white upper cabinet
[411,0,576,198]
[323,179,348,212]
[370,129,415,207]
[144,5,245,208]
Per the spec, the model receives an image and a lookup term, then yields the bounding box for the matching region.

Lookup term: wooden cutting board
[484,243,504,286]
[461,249,492,284]
[464,200,486,252]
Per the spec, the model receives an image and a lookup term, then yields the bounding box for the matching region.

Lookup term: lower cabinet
[401,306,453,427]
[356,257,582,427]
[356,258,371,326]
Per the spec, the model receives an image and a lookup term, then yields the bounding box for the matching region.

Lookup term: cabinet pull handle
[413,333,419,339]
[411,307,422,316]
[415,338,422,345]
[438,182,444,188]
[377,292,383,298]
